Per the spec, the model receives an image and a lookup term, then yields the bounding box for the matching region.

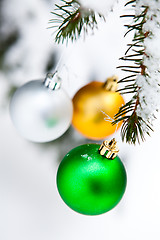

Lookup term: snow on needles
[135,0,160,129]
[79,0,118,15]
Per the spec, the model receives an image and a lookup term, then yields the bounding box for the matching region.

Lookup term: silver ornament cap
[43,72,61,90]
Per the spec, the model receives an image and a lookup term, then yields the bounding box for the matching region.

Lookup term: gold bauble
[72,76,125,140]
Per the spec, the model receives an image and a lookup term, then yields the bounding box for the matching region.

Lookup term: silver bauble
[10,73,73,142]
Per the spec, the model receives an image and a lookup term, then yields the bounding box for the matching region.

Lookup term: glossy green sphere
[57,144,127,215]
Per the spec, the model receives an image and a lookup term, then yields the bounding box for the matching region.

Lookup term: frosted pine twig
[49,0,105,43]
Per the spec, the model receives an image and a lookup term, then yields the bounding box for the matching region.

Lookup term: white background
[0,0,160,239]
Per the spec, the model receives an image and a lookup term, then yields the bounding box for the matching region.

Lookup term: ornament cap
[99,138,119,160]
[103,75,118,92]
[44,72,61,90]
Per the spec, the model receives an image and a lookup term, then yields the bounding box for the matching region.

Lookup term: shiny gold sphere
[72,81,125,140]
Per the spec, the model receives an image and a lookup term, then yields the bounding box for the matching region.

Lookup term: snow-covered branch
[136,0,160,131]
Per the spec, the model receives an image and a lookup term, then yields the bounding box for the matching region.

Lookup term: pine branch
[49,0,105,43]
[113,0,155,144]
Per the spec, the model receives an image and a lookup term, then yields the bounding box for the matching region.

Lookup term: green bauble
[57,143,127,215]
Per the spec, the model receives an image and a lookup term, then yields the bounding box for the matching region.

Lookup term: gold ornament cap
[103,75,118,92]
[99,138,119,160]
